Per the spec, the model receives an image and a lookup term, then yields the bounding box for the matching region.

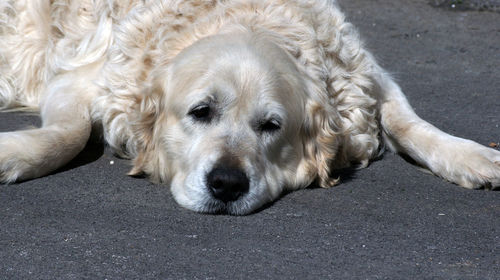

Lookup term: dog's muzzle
[206,166,249,202]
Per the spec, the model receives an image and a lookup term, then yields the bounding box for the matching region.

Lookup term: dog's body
[1,0,499,214]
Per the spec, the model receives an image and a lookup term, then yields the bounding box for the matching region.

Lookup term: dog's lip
[201,196,230,214]
[201,194,253,215]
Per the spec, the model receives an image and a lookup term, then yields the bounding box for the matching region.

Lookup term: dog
[1,0,499,215]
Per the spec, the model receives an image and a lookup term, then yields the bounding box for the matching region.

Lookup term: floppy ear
[301,95,342,189]
[127,78,170,183]
[299,75,383,188]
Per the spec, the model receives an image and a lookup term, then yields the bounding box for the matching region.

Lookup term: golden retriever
[1,0,499,214]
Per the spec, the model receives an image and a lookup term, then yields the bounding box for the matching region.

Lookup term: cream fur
[1,0,499,214]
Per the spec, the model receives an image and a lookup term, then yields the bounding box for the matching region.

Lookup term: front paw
[437,140,500,189]
[0,157,26,183]
[0,132,39,183]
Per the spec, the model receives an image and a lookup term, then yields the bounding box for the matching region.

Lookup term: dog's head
[129,32,341,214]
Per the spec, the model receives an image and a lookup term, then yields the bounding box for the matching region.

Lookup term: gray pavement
[430,0,500,12]
[1,0,499,279]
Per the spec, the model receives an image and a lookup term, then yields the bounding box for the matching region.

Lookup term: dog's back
[0,1,141,109]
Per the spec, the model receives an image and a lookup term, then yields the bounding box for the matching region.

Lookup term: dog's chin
[206,193,270,215]
[178,193,267,215]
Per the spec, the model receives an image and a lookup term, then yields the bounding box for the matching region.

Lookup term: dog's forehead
[171,58,287,112]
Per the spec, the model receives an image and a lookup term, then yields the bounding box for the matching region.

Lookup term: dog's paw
[0,157,26,183]
[0,140,25,184]
[0,132,42,183]
[434,139,500,190]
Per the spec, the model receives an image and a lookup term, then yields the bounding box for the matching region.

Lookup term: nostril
[206,167,249,202]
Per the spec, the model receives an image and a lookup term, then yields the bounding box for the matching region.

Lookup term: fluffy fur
[1,0,499,214]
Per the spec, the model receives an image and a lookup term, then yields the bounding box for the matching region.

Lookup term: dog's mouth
[201,186,267,216]
[201,193,254,215]
[203,199,238,215]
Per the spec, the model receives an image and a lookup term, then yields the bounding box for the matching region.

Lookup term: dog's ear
[128,78,170,183]
[301,96,342,189]
[300,79,381,188]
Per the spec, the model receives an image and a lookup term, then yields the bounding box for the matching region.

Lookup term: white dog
[1,0,499,214]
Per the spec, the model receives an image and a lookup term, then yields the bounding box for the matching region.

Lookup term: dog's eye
[259,119,281,133]
[188,104,211,122]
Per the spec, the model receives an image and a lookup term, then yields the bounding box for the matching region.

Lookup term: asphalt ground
[430,0,500,12]
[1,0,499,279]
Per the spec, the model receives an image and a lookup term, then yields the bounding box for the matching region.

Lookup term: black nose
[206,167,249,202]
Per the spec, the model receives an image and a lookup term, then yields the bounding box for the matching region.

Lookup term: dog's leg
[0,67,99,183]
[375,71,500,189]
